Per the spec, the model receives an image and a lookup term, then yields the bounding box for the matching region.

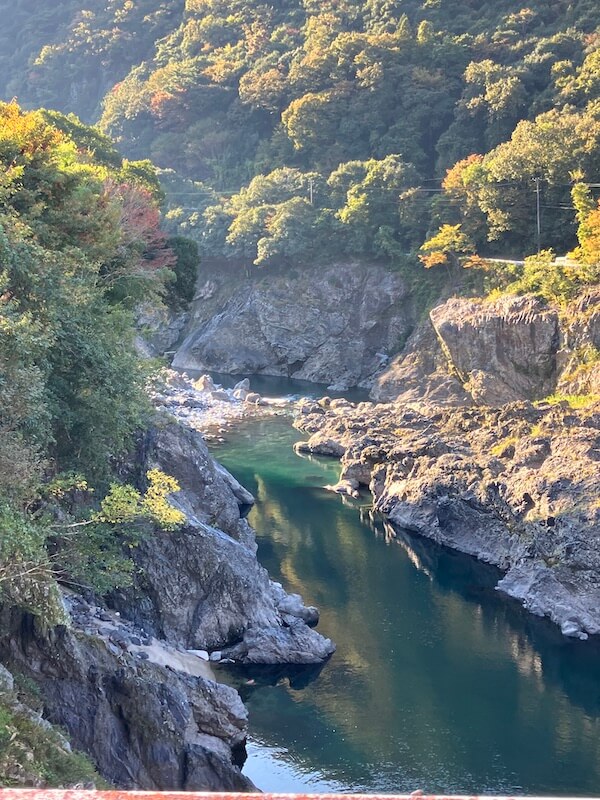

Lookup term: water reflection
[212,416,600,795]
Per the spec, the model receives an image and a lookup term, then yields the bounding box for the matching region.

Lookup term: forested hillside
[0,100,194,630]
[1,0,599,285]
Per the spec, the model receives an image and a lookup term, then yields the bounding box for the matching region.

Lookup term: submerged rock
[325,479,360,499]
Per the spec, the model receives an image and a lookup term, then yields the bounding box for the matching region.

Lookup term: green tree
[419,223,476,272]
[328,155,424,255]
[166,235,200,307]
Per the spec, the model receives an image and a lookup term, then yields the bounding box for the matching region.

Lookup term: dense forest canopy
[0,0,599,268]
[0,101,192,634]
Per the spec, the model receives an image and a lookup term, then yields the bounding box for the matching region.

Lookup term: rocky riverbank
[156,288,600,641]
[149,369,290,438]
[294,394,600,640]
[111,411,335,665]
[0,370,334,790]
[288,289,600,640]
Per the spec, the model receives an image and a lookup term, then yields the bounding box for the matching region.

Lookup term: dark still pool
[211,415,600,795]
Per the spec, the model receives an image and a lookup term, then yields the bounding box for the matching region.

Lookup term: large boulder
[429,295,559,403]
[222,623,335,665]
[373,294,561,406]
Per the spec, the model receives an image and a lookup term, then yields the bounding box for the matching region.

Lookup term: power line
[534,176,541,254]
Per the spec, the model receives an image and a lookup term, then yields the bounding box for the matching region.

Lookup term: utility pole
[535,176,542,253]
[308,178,314,205]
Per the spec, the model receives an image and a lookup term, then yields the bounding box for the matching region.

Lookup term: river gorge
[208,403,600,795]
[3,285,600,791]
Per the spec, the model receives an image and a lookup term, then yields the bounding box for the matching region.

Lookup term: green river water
[209,388,600,795]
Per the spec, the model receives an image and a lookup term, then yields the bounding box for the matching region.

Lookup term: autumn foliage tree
[419,224,477,271]
[570,183,600,274]
[0,102,187,611]
[102,180,175,293]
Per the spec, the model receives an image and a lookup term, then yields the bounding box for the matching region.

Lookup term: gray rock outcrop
[111,417,335,665]
[0,606,252,791]
[295,398,600,640]
[371,317,471,405]
[429,295,559,403]
[373,292,599,406]
[136,303,189,358]
[173,262,412,389]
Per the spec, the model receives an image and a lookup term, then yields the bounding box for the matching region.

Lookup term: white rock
[325,479,360,499]
[561,619,588,639]
[187,649,210,661]
[193,374,216,392]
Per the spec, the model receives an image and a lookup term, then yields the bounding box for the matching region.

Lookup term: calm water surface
[211,414,600,795]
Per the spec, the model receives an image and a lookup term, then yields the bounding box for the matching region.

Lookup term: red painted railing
[0,793,570,800]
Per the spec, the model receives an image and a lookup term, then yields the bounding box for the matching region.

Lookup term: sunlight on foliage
[98,470,185,531]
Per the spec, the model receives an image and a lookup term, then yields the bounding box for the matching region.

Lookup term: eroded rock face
[294,398,600,640]
[111,417,335,665]
[429,295,559,404]
[136,304,189,358]
[557,288,600,396]
[147,420,257,547]
[373,293,600,406]
[371,318,471,405]
[173,263,412,389]
[0,607,252,791]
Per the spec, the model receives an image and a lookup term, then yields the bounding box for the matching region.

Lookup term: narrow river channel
[209,388,600,795]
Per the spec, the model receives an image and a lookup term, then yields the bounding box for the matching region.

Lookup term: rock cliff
[112,417,335,665]
[0,404,334,789]
[172,262,412,390]
[373,292,599,405]
[295,396,600,640]
[0,605,252,791]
